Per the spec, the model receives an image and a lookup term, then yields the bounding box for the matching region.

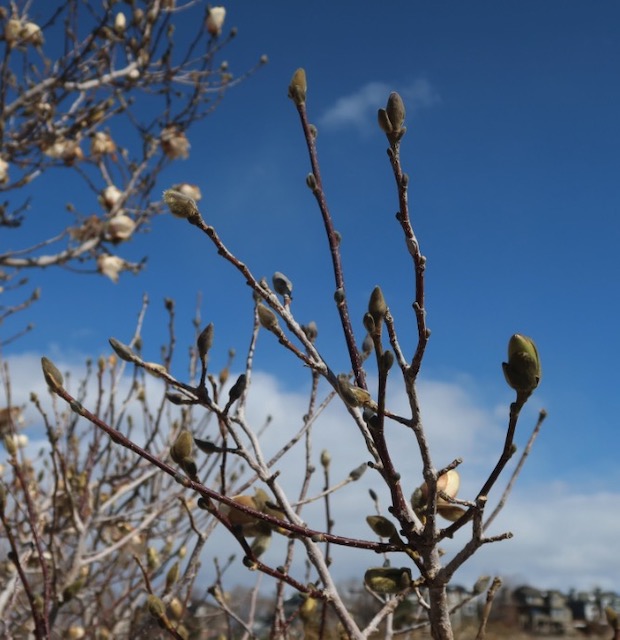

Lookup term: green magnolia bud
[337,375,375,409]
[180,456,198,480]
[366,515,397,538]
[41,357,64,391]
[197,323,214,362]
[320,449,331,468]
[162,189,199,219]
[165,561,180,591]
[288,68,307,105]
[348,462,368,481]
[301,321,318,343]
[228,373,247,404]
[473,575,491,595]
[502,334,541,394]
[109,338,137,363]
[272,272,293,299]
[380,350,394,373]
[368,286,387,327]
[364,567,412,594]
[251,532,272,558]
[147,594,166,619]
[386,92,406,132]
[257,304,279,331]
[170,430,193,464]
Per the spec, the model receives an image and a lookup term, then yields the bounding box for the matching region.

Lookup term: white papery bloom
[206,7,226,36]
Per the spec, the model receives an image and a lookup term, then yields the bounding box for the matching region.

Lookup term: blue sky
[3,1,620,593]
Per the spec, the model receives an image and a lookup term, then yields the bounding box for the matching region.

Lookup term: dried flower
[0,158,9,184]
[161,126,190,159]
[206,7,226,37]
[100,186,123,210]
[105,214,136,242]
[97,255,125,283]
[90,132,116,157]
[43,138,83,164]
[172,183,202,201]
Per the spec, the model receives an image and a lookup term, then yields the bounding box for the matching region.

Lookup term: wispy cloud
[319,78,440,132]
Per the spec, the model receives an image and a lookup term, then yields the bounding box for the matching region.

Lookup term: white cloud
[2,351,618,594]
[320,78,440,132]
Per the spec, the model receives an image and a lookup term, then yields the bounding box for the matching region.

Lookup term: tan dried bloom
[4,19,22,45]
[105,214,136,242]
[114,12,126,34]
[97,255,125,283]
[206,7,226,37]
[100,185,123,210]
[90,132,116,157]
[21,21,44,46]
[42,138,83,164]
[161,126,190,159]
[173,183,202,201]
[0,158,9,184]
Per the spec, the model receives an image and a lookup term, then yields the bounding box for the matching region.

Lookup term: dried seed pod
[41,357,64,391]
[364,567,412,594]
[502,334,541,394]
[272,272,293,299]
[197,323,214,362]
[257,304,278,331]
[170,430,193,464]
[366,515,397,539]
[288,68,307,105]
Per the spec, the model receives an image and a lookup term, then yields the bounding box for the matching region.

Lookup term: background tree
[1,66,552,640]
[0,0,265,346]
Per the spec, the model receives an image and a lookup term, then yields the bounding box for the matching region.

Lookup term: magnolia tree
[0,0,265,346]
[1,67,555,640]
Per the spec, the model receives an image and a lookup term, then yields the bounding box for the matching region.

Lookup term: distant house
[513,585,572,634]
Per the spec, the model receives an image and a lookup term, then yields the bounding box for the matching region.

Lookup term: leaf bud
[377,108,393,134]
[320,449,331,468]
[170,430,193,464]
[366,515,397,538]
[337,375,375,409]
[108,338,137,363]
[147,594,166,619]
[257,304,279,331]
[473,575,491,595]
[180,456,198,480]
[306,173,318,191]
[197,323,214,361]
[348,462,368,481]
[334,288,345,305]
[272,272,293,299]
[380,350,394,373]
[165,561,180,590]
[41,357,64,391]
[364,567,412,594]
[301,321,318,343]
[502,334,541,394]
[288,68,307,105]
[228,373,247,404]
[363,312,375,335]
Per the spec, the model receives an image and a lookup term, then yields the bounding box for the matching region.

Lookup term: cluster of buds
[4,18,44,47]
[161,126,190,160]
[206,7,226,37]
